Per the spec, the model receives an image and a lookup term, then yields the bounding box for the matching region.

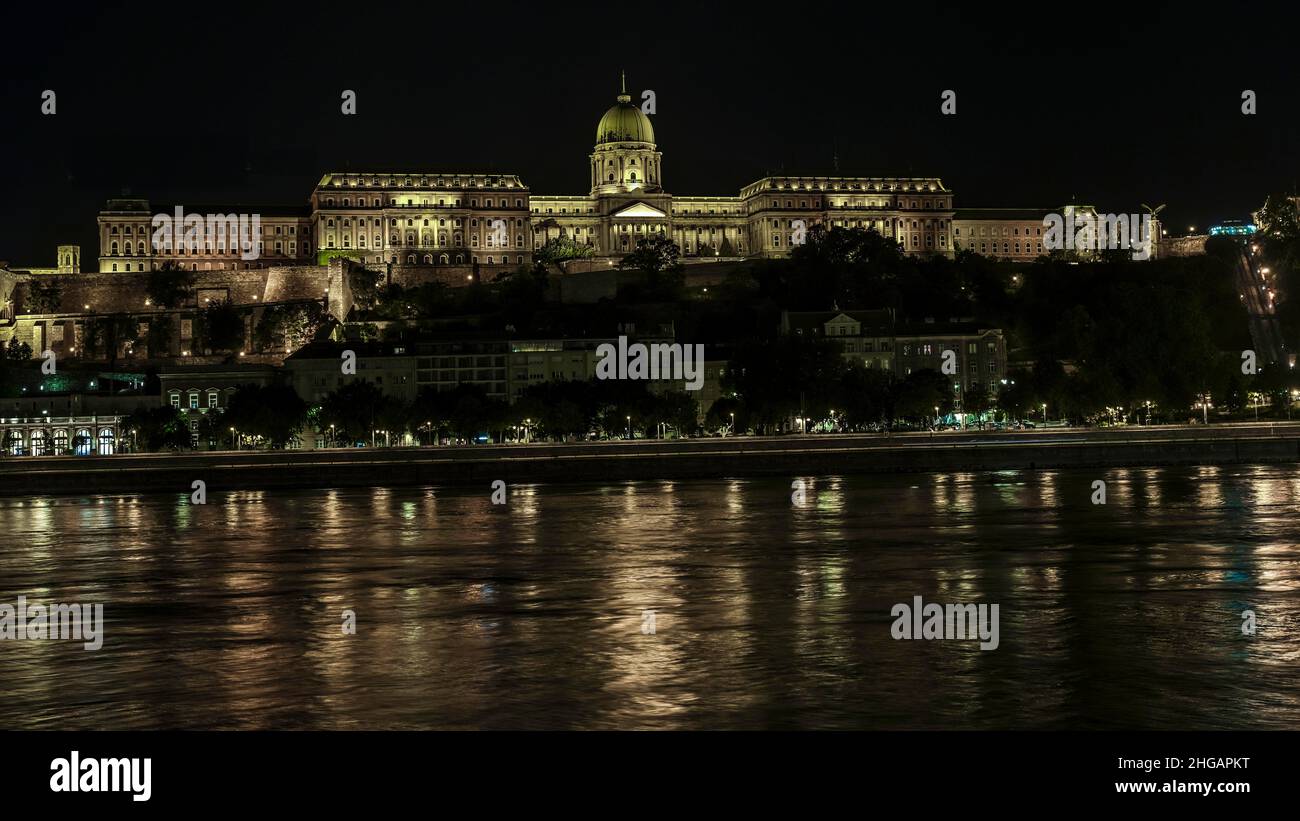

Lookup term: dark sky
[1,0,1295,267]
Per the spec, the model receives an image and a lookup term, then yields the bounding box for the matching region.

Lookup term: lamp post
[729,412,735,436]
[1042,403,1047,425]
[230,427,238,451]
[626,415,631,440]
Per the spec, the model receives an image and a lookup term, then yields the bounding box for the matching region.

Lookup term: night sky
[1,0,1295,267]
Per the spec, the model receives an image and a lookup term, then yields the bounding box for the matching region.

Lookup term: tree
[86,314,139,365]
[347,265,382,311]
[789,224,907,309]
[535,235,595,264]
[319,380,387,444]
[724,335,846,432]
[195,408,227,448]
[145,314,174,358]
[124,406,191,452]
[645,391,699,436]
[619,235,685,300]
[962,382,993,420]
[196,300,245,353]
[996,373,1037,421]
[510,380,600,441]
[255,302,325,353]
[892,369,952,423]
[223,383,309,448]
[146,261,196,309]
[831,364,893,429]
[25,280,62,314]
[5,337,33,361]
[413,383,505,442]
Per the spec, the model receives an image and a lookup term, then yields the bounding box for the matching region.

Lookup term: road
[5,421,1300,495]
[1236,244,1287,364]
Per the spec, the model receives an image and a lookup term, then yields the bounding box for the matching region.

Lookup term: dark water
[2,466,1298,730]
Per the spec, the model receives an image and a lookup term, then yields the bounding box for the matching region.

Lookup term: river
[1,465,1297,729]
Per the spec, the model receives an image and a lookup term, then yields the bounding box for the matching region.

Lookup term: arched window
[439,254,448,264]
[97,428,115,456]
[30,430,47,456]
[53,429,69,454]
[4,430,23,456]
[74,429,92,455]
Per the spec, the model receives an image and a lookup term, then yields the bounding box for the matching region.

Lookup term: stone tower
[57,245,80,273]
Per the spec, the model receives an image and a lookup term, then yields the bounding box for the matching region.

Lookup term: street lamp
[1042,403,1048,424]
[729,412,735,436]
[626,415,631,440]
[230,427,238,451]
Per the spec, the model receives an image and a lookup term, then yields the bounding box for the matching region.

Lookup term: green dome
[596,93,654,145]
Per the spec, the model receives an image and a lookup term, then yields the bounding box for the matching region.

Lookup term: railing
[0,416,122,425]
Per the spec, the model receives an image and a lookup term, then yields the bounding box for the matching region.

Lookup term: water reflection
[1,465,1298,729]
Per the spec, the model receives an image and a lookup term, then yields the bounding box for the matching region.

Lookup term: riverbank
[4,422,1300,497]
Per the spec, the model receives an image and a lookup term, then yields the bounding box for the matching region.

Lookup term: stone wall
[264,266,330,302]
[6,266,339,317]
[1159,234,1208,257]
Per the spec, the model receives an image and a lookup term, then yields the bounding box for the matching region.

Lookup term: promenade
[4,422,1299,496]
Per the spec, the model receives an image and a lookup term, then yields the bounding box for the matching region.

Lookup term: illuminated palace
[91,78,958,275]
